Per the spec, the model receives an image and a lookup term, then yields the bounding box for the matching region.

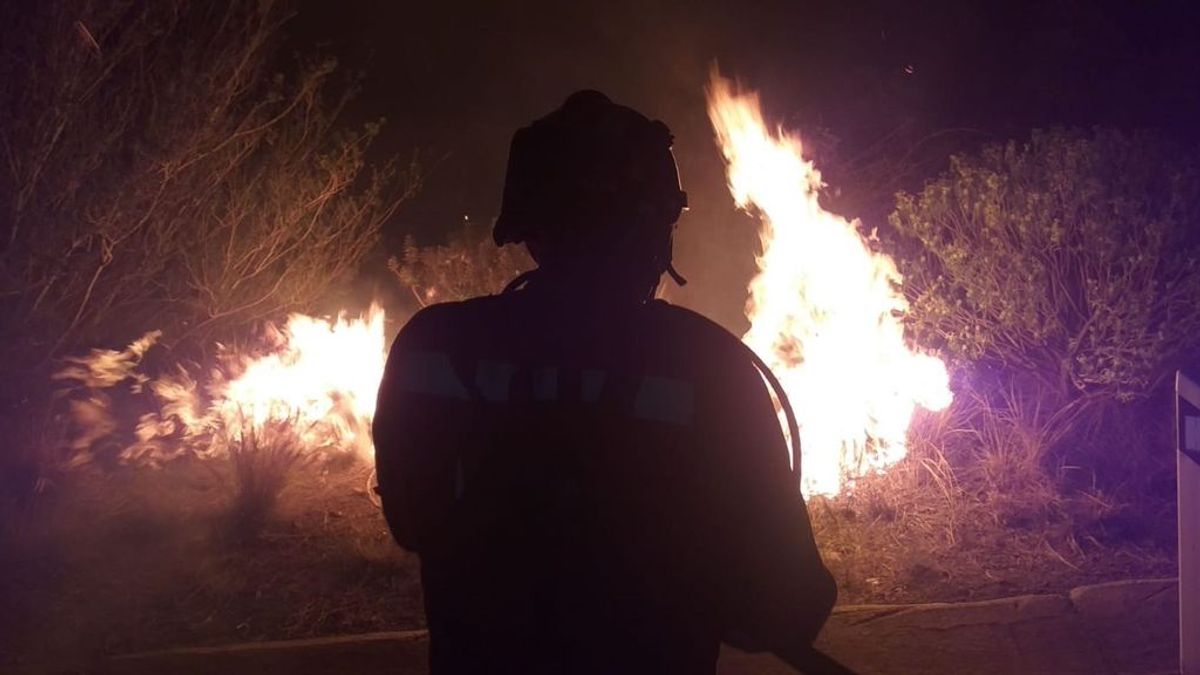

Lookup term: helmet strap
[666,262,688,287]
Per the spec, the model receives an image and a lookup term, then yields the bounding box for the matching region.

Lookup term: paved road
[728,578,1179,675]
[75,578,1180,675]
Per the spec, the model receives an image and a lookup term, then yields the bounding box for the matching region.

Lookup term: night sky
[295,0,1200,329]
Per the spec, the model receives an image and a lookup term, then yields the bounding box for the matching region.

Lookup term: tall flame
[707,72,952,496]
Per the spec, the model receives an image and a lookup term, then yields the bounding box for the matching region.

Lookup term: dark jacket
[373,288,836,675]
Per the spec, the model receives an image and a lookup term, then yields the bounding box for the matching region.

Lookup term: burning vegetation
[51,76,957,510]
[55,305,387,470]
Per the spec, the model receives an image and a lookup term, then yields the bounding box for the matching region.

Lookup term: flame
[53,330,161,391]
[83,304,390,467]
[211,305,387,459]
[707,72,952,496]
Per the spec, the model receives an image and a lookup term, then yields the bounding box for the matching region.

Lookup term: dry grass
[226,416,310,541]
[811,398,1177,604]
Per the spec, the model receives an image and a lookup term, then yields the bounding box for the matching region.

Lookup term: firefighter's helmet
[493,91,687,282]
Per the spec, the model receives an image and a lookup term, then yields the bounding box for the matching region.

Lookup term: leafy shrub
[891,128,1200,470]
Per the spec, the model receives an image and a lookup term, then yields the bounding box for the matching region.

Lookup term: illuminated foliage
[892,129,1200,408]
[0,0,414,367]
[389,220,533,306]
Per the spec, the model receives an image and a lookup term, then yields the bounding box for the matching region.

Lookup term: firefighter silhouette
[374,91,838,674]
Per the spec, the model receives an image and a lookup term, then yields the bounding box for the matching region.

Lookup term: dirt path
[69,578,1178,675]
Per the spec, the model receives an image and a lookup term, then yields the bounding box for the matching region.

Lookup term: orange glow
[707,71,952,496]
[65,78,948,495]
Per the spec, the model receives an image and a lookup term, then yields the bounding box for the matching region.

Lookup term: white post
[1177,370,1200,675]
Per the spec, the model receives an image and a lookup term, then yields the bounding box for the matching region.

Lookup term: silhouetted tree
[0,0,414,502]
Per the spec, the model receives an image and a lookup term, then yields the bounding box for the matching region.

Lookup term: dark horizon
[293,0,1200,328]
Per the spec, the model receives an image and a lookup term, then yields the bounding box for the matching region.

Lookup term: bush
[227,416,309,541]
[0,0,412,365]
[891,128,1200,471]
[389,219,533,305]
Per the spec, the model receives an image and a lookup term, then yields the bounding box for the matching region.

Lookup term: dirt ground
[0,457,1178,669]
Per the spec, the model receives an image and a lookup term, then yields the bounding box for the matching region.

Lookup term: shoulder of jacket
[647,300,742,347]
[396,295,506,344]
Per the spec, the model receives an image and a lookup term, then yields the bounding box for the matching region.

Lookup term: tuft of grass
[226,416,309,541]
[0,397,67,540]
